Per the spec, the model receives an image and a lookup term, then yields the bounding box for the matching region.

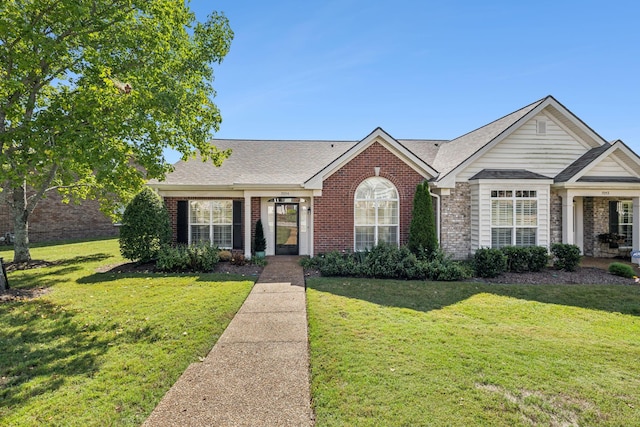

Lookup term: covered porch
[557,186,640,258]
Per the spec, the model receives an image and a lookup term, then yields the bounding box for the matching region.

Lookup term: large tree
[0,0,233,263]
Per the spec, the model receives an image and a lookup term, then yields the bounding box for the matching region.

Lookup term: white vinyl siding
[189,200,233,248]
[458,113,589,180]
[583,156,634,178]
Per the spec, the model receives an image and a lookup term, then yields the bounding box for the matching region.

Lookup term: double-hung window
[610,200,633,247]
[354,177,399,251]
[491,190,537,248]
[189,200,233,248]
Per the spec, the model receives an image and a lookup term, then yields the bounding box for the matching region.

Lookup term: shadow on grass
[306,278,640,316]
[75,271,259,285]
[0,299,110,408]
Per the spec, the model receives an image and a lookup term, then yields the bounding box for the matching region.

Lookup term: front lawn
[0,239,254,426]
[307,278,640,426]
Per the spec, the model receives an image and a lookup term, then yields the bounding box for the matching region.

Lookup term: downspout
[431,193,441,243]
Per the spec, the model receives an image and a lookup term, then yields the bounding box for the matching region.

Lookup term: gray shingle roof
[554,144,612,182]
[153,139,355,187]
[432,97,546,180]
[469,169,552,180]
[577,176,640,183]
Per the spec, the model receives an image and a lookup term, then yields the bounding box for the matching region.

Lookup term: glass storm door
[275,203,299,255]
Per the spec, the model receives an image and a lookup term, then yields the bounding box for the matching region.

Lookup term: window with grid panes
[490,190,537,248]
[354,177,399,251]
[189,200,233,248]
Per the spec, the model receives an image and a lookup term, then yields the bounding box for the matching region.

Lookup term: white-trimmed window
[354,177,399,251]
[611,200,633,247]
[189,200,233,248]
[491,190,538,248]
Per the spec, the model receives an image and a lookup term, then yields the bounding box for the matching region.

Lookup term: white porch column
[560,190,575,244]
[244,193,252,259]
[633,197,640,252]
[575,197,584,254]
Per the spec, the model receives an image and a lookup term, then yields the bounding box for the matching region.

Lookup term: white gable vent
[536,119,547,135]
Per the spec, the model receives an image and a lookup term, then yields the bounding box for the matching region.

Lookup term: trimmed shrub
[608,262,635,278]
[318,251,361,277]
[156,246,190,272]
[362,243,415,279]
[550,243,581,272]
[230,253,246,266]
[218,250,232,262]
[155,244,219,272]
[473,248,507,278]
[527,246,549,272]
[119,188,172,262]
[408,182,439,259]
[500,246,530,273]
[254,219,266,253]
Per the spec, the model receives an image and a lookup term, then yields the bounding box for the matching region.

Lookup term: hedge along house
[149,96,640,260]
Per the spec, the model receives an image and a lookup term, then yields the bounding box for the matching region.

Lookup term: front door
[275,203,299,255]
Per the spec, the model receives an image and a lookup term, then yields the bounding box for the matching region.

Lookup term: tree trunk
[12,186,32,263]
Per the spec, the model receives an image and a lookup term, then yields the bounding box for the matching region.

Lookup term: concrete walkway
[143,256,314,426]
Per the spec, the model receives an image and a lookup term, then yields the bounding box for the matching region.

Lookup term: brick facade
[0,191,118,243]
[439,183,471,260]
[313,141,426,254]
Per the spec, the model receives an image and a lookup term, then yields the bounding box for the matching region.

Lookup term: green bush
[408,182,438,259]
[608,262,635,278]
[473,248,507,278]
[253,219,266,253]
[155,244,219,272]
[550,243,581,272]
[362,243,416,279]
[318,251,361,277]
[156,246,190,272]
[527,246,549,272]
[119,188,172,262]
[500,246,530,273]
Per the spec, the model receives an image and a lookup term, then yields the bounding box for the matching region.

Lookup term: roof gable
[304,127,438,189]
[433,96,610,187]
[557,140,640,183]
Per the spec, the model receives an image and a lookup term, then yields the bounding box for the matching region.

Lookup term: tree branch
[26,163,58,214]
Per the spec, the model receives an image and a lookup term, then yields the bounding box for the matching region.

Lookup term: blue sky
[169,0,640,163]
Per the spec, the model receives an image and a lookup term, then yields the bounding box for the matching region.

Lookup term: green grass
[0,239,254,426]
[307,278,640,426]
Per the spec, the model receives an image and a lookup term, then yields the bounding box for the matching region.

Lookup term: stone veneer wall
[439,182,471,260]
[583,197,594,256]
[591,197,626,258]
[549,191,563,246]
[313,141,425,255]
[0,191,118,243]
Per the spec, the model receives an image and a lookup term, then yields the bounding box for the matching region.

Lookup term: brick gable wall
[313,141,426,254]
[0,191,117,243]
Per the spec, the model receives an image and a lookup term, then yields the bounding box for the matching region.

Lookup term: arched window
[354,177,399,251]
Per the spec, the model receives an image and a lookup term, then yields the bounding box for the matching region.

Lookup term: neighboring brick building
[0,191,118,243]
[149,96,640,260]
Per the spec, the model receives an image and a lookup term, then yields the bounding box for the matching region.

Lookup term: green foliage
[608,262,636,278]
[307,277,640,426]
[1,1,234,261]
[307,245,468,281]
[551,243,581,272]
[156,244,219,272]
[473,248,507,278]
[527,246,550,272]
[0,238,254,425]
[119,188,172,262]
[407,182,439,259]
[254,219,266,252]
[500,246,549,273]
